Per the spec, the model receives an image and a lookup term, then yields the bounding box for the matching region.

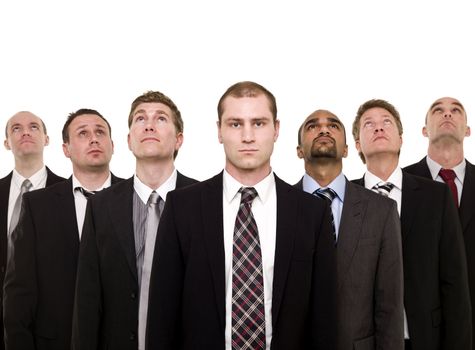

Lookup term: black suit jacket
[0,167,64,350]
[146,173,336,350]
[2,174,122,350]
[405,157,475,350]
[72,172,197,350]
[296,178,404,350]
[353,172,472,350]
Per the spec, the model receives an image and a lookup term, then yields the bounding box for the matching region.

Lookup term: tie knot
[148,191,160,205]
[372,182,394,196]
[313,187,337,203]
[21,179,33,192]
[239,187,258,205]
[439,168,456,182]
[75,187,98,198]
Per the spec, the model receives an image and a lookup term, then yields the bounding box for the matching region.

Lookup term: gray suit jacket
[296,178,404,350]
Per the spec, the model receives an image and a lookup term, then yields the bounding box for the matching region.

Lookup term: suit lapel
[55,178,80,249]
[108,178,137,281]
[272,176,296,325]
[460,161,475,232]
[201,174,226,327]
[0,173,12,236]
[337,181,365,290]
[400,173,419,242]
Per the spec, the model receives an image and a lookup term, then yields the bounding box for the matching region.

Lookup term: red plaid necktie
[232,187,265,350]
[439,168,459,206]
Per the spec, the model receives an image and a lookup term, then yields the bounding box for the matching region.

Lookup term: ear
[4,138,11,151]
[111,139,115,154]
[296,145,304,159]
[422,126,428,137]
[273,119,280,142]
[127,133,132,151]
[175,132,184,151]
[44,135,50,146]
[466,125,471,137]
[355,139,361,153]
[62,143,71,158]
[217,121,223,144]
[343,144,348,158]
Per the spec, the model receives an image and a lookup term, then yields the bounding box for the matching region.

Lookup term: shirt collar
[223,169,275,204]
[133,168,177,205]
[72,173,112,193]
[12,166,47,189]
[302,172,346,202]
[426,155,466,184]
[364,166,403,190]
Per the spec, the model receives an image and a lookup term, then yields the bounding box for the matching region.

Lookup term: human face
[218,95,279,180]
[62,114,114,172]
[128,102,183,161]
[423,97,470,143]
[4,112,49,159]
[355,107,402,160]
[297,110,347,163]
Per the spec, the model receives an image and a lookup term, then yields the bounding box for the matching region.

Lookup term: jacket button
[131,292,136,299]
[130,332,136,340]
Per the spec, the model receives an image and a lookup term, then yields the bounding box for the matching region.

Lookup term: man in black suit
[404,96,475,350]
[295,109,403,349]
[146,81,336,350]
[72,91,197,350]
[3,109,120,350]
[352,99,471,350]
[1,111,64,350]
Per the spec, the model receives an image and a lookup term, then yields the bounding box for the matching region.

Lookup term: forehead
[361,107,395,120]
[304,111,341,124]
[430,97,464,111]
[69,114,109,129]
[221,95,273,119]
[7,112,42,128]
[133,102,172,115]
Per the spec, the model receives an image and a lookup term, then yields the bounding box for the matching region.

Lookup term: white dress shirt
[223,170,277,350]
[73,173,111,238]
[7,166,47,231]
[426,156,465,204]
[134,169,177,350]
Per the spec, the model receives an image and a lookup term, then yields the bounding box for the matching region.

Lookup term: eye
[231,121,240,128]
[96,129,105,136]
[383,119,393,127]
[330,123,339,129]
[452,107,462,114]
[433,107,443,113]
[363,121,374,129]
[254,121,264,127]
[12,126,21,132]
[306,123,316,131]
[158,115,167,122]
[79,130,87,137]
[135,115,145,123]
[31,125,39,131]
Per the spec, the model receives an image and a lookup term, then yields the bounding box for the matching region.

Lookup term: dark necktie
[9,179,33,236]
[74,186,98,198]
[372,182,395,197]
[313,187,337,242]
[232,187,265,350]
[439,168,458,206]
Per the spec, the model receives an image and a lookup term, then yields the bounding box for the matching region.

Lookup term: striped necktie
[313,187,337,242]
[372,182,394,197]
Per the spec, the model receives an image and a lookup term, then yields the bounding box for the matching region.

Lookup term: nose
[443,111,452,118]
[242,125,255,143]
[89,134,99,145]
[145,120,155,132]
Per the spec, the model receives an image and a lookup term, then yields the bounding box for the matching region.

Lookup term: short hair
[62,108,111,143]
[5,112,47,138]
[352,99,403,163]
[128,90,183,134]
[217,81,277,123]
[297,109,346,146]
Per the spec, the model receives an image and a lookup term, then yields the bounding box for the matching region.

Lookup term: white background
[1,1,474,183]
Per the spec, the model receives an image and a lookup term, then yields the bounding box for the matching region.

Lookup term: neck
[225,163,271,187]
[305,159,342,188]
[366,154,399,181]
[73,166,110,190]
[14,156,44,178]
[428,140,464,168]
[135,158,175,189]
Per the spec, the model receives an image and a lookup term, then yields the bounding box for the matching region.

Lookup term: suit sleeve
[3,196,37,349]
[439,186,472,349]
[310,201,337,349]
[72,200,102,350]
[374,200,404,349]
[146,193,183,350]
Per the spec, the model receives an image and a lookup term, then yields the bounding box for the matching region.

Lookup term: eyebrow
[304,117,343,128]
[133,108,170,117]
[430,101,465,112]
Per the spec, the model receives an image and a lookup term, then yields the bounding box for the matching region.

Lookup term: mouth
[440,121,455,128]
[239,149,258,153]
[88,149,103,155]
[141,137,160,143]
[372,136,388,142]
[313,136,334,145]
